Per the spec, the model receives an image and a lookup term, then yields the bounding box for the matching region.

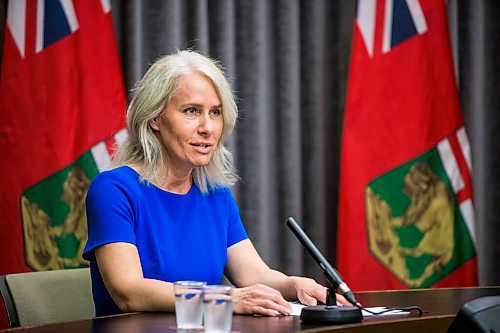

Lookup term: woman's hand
[232,284,292,316]
[291,276,326,306]
[334,293,351,306]
[291,276,352,306]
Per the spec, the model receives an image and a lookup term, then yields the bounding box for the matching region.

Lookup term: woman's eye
[211,108,222,117]
[183,107,199,116]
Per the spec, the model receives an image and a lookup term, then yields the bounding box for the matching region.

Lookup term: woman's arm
[95,242,175,312]
[225,239,341,315]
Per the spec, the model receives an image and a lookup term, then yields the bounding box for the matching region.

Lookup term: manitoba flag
[338,0,477,290]
[0,0,126,280]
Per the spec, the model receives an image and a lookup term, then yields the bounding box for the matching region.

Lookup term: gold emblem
[21,167,90,270]
[366,162,454,287]
[21,196,62,270]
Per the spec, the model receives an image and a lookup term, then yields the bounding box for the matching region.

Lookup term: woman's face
[150,72,223,175]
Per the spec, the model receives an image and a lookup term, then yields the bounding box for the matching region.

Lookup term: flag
[0,0,126,325]
[338,0,477,291]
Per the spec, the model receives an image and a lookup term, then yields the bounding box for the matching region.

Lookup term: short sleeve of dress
[83,171,137,261]
[224,188,248,247]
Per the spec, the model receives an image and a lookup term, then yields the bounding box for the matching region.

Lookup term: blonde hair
[116,50,238,193]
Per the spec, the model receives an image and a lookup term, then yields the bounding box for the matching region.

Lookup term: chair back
[0,268,95,327]
[448,295,500,333]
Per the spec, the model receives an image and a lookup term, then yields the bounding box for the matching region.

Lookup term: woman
[83,50,346,317]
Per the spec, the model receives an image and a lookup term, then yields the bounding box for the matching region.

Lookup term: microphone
[286,217,357,305]
[286,217,362,324]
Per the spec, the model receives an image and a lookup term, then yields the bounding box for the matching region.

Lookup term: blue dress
[82,166,248,316]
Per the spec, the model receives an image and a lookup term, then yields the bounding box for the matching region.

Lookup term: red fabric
[338,0,477,290]
[0,1,125,328]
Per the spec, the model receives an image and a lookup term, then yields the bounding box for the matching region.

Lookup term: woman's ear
[149,117,160,131]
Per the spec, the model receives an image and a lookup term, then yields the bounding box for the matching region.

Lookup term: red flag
[0,0,126,326]
[338,0,477,291]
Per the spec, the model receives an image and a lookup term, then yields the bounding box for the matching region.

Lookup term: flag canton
[356,0,428,57]
[38,0,79,53]
[7,0,79,57]
[43,0,75,49]
[391,0,420,49]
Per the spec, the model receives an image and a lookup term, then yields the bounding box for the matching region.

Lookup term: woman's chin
[191,159,211,168]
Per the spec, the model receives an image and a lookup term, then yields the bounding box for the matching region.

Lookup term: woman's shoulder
[204,185,235,201]
[89,166,140,191]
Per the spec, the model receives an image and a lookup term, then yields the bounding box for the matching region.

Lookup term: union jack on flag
[357,0,428,57]
[8,0,111,58]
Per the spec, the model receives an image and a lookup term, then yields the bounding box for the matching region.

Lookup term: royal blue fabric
[83,166,248,316]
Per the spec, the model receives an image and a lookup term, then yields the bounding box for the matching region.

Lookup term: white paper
[360,306,407,317]
[289,302,408,317]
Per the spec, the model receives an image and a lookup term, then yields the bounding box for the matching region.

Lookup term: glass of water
[174,281,206,329]
[203,285,234,333]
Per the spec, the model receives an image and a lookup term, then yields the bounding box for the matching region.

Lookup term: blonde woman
[83,50,347,317]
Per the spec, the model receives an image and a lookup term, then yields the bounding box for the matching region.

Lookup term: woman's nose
[198,112,213,135]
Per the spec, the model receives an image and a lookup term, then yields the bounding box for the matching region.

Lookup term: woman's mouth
[191,143,212,154]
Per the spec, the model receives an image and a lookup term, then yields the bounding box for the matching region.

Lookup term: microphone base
[300,305,363,324]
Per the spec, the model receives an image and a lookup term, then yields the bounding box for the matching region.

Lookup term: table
[2,287,499,333]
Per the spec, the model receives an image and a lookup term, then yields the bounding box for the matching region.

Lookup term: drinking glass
[174,281,206,329]
[203,285,234,333]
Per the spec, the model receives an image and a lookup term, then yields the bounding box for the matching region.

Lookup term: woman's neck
[129,163,193,194]
[155,172,192,194]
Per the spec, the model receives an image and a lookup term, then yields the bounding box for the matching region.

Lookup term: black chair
[448,295,500,333]
[0,268,95,327]
[0,274,18,328]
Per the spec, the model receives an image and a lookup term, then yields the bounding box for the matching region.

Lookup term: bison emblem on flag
[365,127,476,288]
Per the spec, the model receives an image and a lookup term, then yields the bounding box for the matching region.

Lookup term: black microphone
[286,217,362,324]
[286,217,357,305]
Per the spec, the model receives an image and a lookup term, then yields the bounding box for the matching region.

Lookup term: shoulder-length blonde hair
[115,50,238,193]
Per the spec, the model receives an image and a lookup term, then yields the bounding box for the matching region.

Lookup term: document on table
[289,302,409,317]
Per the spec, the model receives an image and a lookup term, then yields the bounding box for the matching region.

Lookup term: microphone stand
[286,217,363,324]
[326,287,338,306]
[298,288,362,325]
